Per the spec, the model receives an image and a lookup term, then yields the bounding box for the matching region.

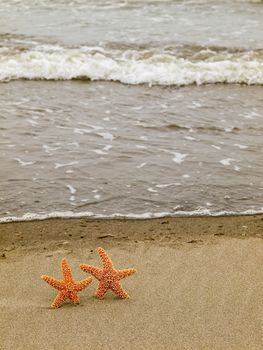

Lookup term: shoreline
[1,214,263,251]
[1,209,263,224]
[1,214,263,349]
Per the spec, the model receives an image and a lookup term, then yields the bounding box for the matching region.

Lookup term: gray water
[0,0,262,220]
[1,0,263,48]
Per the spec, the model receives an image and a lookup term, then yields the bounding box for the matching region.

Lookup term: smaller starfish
[80,247,136,299]
[41,258,92,308]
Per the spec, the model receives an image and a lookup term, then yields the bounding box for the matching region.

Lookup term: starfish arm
[98,247,113,269]
[69,291,80,305]
[51,290,68,308]
[117,268,137,279]
[80,264,103,280]
[61,258,73,283]
[111,281,129,299]
[75,277,93,291]
[95,281,109,299]
[41,275,64,290]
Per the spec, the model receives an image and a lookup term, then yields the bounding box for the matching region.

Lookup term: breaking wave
[0,44,263,86]
[1,208,263,223]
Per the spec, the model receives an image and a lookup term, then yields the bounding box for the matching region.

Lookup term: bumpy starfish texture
[41,258,92,308]
[80,247,136,299]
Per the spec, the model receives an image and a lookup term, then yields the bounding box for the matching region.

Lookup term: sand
[1,214,263,350]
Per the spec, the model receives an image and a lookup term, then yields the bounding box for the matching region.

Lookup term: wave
[0,44,263,86]
[1,0,262,9]
[0,208,263,223]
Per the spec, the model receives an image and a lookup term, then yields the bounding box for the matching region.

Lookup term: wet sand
[1,214,263,349]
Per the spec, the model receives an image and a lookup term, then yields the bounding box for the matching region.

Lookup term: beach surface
[1,214,263,350]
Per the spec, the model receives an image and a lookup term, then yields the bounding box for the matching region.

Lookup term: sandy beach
[1,214,263,349]
[1,1,263,349]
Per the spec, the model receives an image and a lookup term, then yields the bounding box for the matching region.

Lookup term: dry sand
[1,214,263,350]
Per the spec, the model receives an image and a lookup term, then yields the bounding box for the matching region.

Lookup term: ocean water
[0,0,263,222]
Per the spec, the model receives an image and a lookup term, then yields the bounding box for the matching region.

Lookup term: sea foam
[0,45,262,86]
[0,208,263,224]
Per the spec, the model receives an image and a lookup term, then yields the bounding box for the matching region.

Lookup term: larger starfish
[80,247,136,299]
[41,258,92,308]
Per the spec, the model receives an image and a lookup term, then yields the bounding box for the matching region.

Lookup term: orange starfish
[80,247,136,299]
[41,258,92,308]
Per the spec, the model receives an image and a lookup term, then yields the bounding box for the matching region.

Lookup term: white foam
[242,111,259,119]
[1,45,262,86]
[66,185,76,194]
[55,161,78,169]
[137,162,147,169]
[135,145,147,149]
[26,118,39,126]
[172,152,188,164]
[147,187,158,193]
[80,123,103,131]
[220,158,236,166]
[42,144,60,154]
[161,149,188,164]
[185,136,196,141]
[67,142,79,148]
[92,149,107,155]
[97,132,114,141]
[156,183,182,188]
[1,208,263,224]
[132,106,143,111]
[211,145,221,150]
[14,158,35,166]
[103,145,112,152]
[74,128,92,135]
[234,144,248,149]
[191,101,202,108]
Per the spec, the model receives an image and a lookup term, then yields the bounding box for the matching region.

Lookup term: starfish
[41,258,92,308]
[80,247,136,299]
